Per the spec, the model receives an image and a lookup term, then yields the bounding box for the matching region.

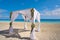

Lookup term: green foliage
[31,23,35,33]
[10,22,12,27]
[31,8,34,18]
[31,23,35,28]
[10,12,12,19]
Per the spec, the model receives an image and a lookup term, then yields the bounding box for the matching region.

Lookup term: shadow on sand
[0,29,30,40]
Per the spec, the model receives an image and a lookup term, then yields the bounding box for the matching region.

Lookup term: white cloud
[51,8,60,16]
[41,8,60,16]
[0,15,9,18]
[0,9,9,18]
[56,5,60,8]
[0,9,8,13]
[0,15,2,17]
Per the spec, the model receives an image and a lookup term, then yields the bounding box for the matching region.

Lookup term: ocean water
[0,19,60,23]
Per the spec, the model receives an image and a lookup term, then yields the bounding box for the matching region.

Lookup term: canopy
[10,8,40,23]
[10,8,40,31]
[9,8,41,39]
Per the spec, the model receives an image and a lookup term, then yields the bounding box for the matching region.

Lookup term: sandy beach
[0,22,60,40]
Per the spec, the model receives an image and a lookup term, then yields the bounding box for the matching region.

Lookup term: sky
[0,0,60,19]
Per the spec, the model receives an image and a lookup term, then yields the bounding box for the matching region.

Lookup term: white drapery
[10,8,40,31]
[36,13,40,32]
[11,12,19,22]
[30,8,40,40]
[10,8,40,40]
[20,9,31,30]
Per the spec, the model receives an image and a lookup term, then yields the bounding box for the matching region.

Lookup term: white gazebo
[9,8,40,40]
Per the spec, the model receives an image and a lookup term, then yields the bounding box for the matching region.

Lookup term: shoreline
[0,21,60,24]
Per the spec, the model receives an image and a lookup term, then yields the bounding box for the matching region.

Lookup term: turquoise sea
[0,19,60,23]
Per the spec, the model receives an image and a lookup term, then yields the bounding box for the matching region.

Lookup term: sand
[0,22,60,40]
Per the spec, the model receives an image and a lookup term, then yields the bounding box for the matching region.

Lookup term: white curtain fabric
[20,9,32,30]
[10,8,40,32]
[24,21,27,30]
[22,15,25,20]
[11,12,19,22]
[10,8,40,39]
[11,8,40,23]
[30,28,36,40]
[9,26,13,34]
[24,17,28,30]
[34,9,40,32]
[19,9,31,20]
[36,13,40,32]
[22,15,28,30]
[33,9,38,24]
